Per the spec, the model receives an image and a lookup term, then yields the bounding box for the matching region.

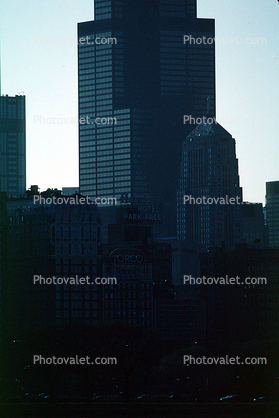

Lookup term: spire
[0,27,1,95]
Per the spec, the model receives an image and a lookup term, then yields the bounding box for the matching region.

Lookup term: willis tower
[78,0,215,237]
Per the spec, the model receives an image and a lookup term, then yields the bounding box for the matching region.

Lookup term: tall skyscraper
[177,122,243,250]
[78,0,215,235]
[0,95,26,197]
[266,181,279,247]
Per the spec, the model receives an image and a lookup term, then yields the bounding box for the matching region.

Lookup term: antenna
[206,96,210,115]
[0,26,1,95]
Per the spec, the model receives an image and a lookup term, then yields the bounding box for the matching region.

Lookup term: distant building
[102,259,153,327]
[177,122,243,251]
[62,187,79,196]
[101,208,154,327]
[242,202,266,248]
[155,238,200,300]
[152,240,174,300]
[0,95,26,197]
[266,181,279,247]
[100,205,176,327]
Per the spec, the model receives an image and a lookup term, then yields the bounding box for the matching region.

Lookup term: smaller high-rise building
[242,202,266,248]
[177,122,243,251]
[101,209,154,328]
[200,244,279,350]
[266,181,279,247]
[4,189,102,347]
[0,95,26,197]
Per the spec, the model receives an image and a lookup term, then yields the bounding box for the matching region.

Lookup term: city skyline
[0,2,279,411]
[0,0,278,204]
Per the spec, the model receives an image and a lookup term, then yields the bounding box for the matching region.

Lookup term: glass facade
[79,30,132,202]
[177,123,243,250]
[160,0,196,17]
[266,182,279,247]
[78,0,215,233]
[0,96,26,197]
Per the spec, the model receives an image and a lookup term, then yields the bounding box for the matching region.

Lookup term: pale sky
[0,0,278,204]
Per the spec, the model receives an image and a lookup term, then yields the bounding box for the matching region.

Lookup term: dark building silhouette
[200,244,279,351]
[177,122,243,250]
[154,299,205,345]
[62,186,79,196]
[3,189,102,347]
[100,207,204,343]
[266,181,279,247]
[0,192,8,344]
[78,0,215,236]
[242,202,267,248]
[100,206,173,327]
[0,95,26,197]
[155,238,201,300]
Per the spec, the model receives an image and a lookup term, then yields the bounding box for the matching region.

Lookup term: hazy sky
[0,0,278,203]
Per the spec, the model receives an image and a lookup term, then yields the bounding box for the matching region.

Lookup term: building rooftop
[188,121,231,138]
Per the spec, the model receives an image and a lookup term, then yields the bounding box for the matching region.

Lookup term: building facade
[177,122,243,250]
[200,244,279,350]
[154,299,205,345]
[266,181,279,247]
[101,210,154,327]
[242,202,266,248]
[4,191,102,347]
[78,0,215,236]
[0,192,8,345]
[0,95,26,197]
